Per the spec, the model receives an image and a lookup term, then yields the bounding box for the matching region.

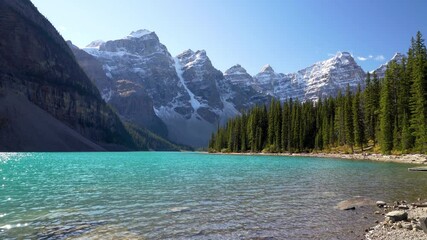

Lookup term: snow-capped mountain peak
[326,51,355,66]
[336,51,352,58]
[126,29,152,39]
[224,64,248,76]
[390,52,404,62]
[260,64,274,73]
[371,52,405,78]
[177,49,209,69]
[86,40,105,49]
[251,51,365,102]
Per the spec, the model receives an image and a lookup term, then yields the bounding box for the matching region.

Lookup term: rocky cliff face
[0,0,135,151]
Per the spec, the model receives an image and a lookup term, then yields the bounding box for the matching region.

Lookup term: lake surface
[1,152,426,239]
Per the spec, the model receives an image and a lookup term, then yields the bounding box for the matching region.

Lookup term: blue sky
[31,0,427,75]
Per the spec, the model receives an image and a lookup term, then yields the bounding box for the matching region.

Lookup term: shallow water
[0,152,426,239]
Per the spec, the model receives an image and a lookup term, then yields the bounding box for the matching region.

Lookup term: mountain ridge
[72,29,402,147]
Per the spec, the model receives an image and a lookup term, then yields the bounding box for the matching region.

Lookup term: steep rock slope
[0,91,104,151]
[0,0,134,151]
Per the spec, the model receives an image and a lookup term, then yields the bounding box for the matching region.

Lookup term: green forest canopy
[209,32,427,155]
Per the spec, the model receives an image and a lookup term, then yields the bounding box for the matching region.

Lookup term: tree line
[209,32,427,154]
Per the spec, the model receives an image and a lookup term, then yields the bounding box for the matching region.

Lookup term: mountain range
[0,0,401,150]
[70,29,400,147]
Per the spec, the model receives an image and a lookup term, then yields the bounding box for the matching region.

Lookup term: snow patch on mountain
[173,57,201,111]
[126,29,152,39]
[86,40,105,49]
[251,51,366,102]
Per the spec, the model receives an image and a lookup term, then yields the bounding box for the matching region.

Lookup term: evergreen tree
[409,31,427,153]
[380,66,394,154]
[353,84,366,150]
[344,85,354,153]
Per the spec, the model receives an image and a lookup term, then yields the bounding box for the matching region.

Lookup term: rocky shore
[211,152,427,165]
[365,199,427,240]
[295,153,427,165]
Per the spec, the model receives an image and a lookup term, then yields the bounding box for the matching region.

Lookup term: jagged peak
[391,52,404,62]
[335,51,353,59]
[125,29,153,39]
[371,53,406,75]
[195,49,206,56]
[260,64,274,73]
[86,40,105,49]
[177,49,207,61]
[224,64,248,75]
[177,49,195,58]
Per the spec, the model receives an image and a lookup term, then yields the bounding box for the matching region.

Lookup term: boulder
[385,211,408,222]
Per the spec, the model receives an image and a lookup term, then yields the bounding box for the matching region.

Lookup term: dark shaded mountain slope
[0,0,135,151]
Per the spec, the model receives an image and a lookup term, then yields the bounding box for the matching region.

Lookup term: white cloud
[374,55,385,61]
[356,54,385,62]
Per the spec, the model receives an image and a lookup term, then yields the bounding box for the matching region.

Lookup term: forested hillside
[209,32,427,154]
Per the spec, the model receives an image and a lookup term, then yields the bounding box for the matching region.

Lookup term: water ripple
[0,152,426,239]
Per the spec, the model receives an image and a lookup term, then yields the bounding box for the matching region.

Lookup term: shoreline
[208,151,427,238]
[207,152,427,165]
[366,200,427,240]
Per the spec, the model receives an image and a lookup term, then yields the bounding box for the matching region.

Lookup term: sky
[31,0,427,75]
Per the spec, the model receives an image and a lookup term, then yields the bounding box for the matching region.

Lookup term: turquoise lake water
[1,152,426,239]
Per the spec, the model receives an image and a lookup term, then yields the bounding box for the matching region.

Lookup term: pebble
[398,204,409,210]
[376,201,386,207]
[401,222,413,230]
[366,198,427,240]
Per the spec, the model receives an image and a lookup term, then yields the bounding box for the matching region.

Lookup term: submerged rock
[336,196,376,210]
[168,207,191,213]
